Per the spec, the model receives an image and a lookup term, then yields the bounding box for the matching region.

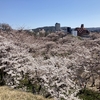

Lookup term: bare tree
[0,23,12,33]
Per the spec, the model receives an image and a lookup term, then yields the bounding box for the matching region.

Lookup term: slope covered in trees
[0,26,100,100]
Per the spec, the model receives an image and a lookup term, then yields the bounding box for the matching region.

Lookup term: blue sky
[0,0,100,29]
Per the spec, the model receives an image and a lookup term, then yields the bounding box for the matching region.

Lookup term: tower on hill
[55,23,61,31]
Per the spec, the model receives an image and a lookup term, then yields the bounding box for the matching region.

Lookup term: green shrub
[18,73,51,98]
[77,88,100,100]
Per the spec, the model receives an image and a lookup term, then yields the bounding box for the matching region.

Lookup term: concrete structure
[55,23,61,31]
[72,30,77,36]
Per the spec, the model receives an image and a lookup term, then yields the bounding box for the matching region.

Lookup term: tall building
[81,24,84,28]
[67,27,71,33]
[55,23,60,31]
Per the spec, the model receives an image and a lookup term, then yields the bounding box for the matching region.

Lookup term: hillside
[0,29,100,100]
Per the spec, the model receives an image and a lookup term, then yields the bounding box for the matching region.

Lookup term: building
[74,24,90,37]
[67,27,71,33]
[55,23,61,31]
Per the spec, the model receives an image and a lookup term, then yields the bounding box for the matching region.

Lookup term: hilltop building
[55,23,61,31]
[67,27,71,33]
[74,24,90,37]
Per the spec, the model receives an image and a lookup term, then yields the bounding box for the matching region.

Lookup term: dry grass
[0,86,53,100]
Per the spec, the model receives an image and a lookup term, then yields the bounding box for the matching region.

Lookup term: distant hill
[32,26,100,32]
[32,26,55,33]
[86,27,100,32]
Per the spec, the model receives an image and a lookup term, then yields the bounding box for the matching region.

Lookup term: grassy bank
[0,86,53,100]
